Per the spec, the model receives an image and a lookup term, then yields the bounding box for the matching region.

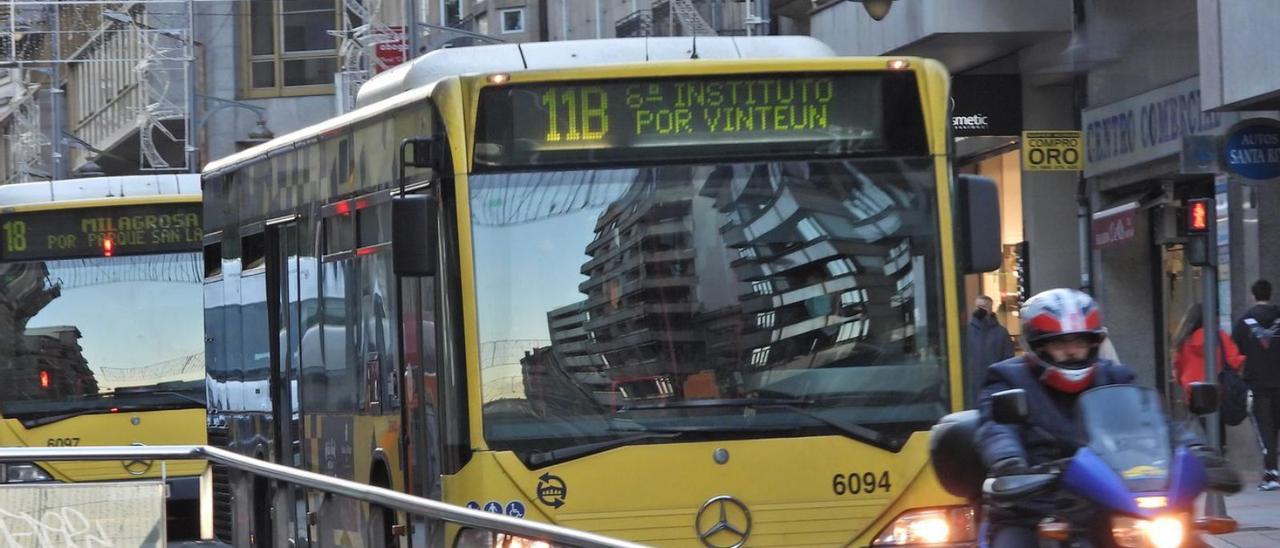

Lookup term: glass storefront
[958,145,1025,346]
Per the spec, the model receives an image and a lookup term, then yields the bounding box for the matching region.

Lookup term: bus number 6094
[832,471,891,495]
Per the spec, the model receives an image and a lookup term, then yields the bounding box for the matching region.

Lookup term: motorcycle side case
[930,409,986,500]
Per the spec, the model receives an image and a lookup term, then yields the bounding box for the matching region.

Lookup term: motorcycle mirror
[992,389,1029,424]
[1188,382,1219,416]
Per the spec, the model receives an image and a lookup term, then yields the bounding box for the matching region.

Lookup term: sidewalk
[1203,478,1280,547]
[1199,420,1280,547]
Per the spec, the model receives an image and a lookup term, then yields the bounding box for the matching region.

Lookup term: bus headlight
[454,528,562,548]
[1112,515,1186,548]
[871,506,976,546]
[3,463,52,483]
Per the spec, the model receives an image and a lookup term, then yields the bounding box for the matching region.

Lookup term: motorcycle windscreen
[1075,385,1172,493]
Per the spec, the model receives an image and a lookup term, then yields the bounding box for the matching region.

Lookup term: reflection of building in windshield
[702,161,918,375]
[0,263,99,400]
[522,161,922,408]
[573,169,704,405]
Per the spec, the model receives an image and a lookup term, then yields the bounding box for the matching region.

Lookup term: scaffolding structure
[334,0,405,113]
[0,0,195,181]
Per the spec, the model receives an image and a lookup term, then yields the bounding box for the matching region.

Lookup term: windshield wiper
[129,390,206,407]
[620,398,888,446]
[527,431,681,467]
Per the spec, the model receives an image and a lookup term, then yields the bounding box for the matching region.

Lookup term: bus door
[398,274,442,547]
[267,219,309,546]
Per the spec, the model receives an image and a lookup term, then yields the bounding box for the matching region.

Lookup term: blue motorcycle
[930,383,1237,547]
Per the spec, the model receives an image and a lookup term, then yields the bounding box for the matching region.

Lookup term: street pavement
[1203,478,1280,547]
[1203,418,1280,548]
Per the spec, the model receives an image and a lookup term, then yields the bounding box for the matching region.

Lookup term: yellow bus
[0,174,208,540]
[202,36,1000,547]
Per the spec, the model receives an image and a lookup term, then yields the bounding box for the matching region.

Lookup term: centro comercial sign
[1081,76,1239,177]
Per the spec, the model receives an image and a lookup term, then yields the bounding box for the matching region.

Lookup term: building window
[826,258,856,277]
[500,8,525,33]
[755,311,775,329]
[752,280,774,296]
[244,0,338,97]
[796,218,826,242]
[837,319,867,343]
[750,346,771,367]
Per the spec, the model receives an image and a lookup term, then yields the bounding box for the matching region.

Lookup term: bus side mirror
[992,389,1029,424]
[392,194,437,277]
[402,137,444,169]
[957,174,1001,273]
[1188,382,1219,416]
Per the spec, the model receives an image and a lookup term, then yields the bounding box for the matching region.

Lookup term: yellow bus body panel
[0,408,206,482]
[443,432,961,546]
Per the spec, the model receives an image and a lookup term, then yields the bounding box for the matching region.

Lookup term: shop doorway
[1160,242,1204,417]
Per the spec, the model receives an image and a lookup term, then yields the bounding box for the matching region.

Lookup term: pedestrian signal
[1186,199,1211,234]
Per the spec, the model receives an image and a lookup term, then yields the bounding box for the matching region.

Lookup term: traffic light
[1186,198,1212,234]
[1185,198,1214,267]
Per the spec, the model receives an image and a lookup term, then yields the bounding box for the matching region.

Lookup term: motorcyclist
[975,288,1239,547]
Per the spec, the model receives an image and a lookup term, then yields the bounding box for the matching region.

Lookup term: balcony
[615,10,654,38]
[64,16,189,173]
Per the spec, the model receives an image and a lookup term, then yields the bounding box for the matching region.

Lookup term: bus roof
[0,174,200,207]
[355,36,837,108]
[205,37,839,177]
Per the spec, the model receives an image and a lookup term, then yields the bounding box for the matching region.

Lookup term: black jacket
[976,357,1137,468]
[965,314,1014,407]
[1232,304,1280,389]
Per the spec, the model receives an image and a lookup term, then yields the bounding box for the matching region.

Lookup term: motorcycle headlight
[454,528,564,548]
[871,506,976,546]
[2,463,52,483]
[1112,515,1186,548]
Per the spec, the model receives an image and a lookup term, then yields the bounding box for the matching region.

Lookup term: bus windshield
[0,252,205,424]
[470,158,948,462]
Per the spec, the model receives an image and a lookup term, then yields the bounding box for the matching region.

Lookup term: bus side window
[204,241,223,278]
[242,232,265,271]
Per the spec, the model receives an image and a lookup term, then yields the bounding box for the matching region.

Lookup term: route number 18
[2,220,26,252]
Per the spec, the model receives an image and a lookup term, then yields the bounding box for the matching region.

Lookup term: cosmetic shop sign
[1223,118,1280,181]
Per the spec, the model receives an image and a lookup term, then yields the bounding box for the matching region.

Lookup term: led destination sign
[0,203,201,261]
[476,72,926,166]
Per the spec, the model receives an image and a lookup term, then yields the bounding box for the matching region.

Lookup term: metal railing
[0,445,646,548]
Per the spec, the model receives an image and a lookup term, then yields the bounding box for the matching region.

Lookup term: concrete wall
[1082,0,1198,110]
[1198,0,1280,110]
[810,0,1071,68]
[1019,80,1083,295]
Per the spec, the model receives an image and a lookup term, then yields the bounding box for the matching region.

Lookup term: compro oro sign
[0,481,164,546]
[1223,118,1280,181]
[1022,131,1084,171]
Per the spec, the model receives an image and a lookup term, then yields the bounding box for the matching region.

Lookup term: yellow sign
[1122,464,1167,480]
[1022,131,1084,171]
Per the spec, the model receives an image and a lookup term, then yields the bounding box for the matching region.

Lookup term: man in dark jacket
[966,295,1014,407]
[976,288,1235,546]
[1233,279,1280,491]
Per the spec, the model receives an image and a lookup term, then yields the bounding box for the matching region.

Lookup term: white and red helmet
[1020,288,1107,394]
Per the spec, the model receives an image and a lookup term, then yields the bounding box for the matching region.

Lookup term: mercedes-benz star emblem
[694,495,751,548]
[123,442,152,476]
